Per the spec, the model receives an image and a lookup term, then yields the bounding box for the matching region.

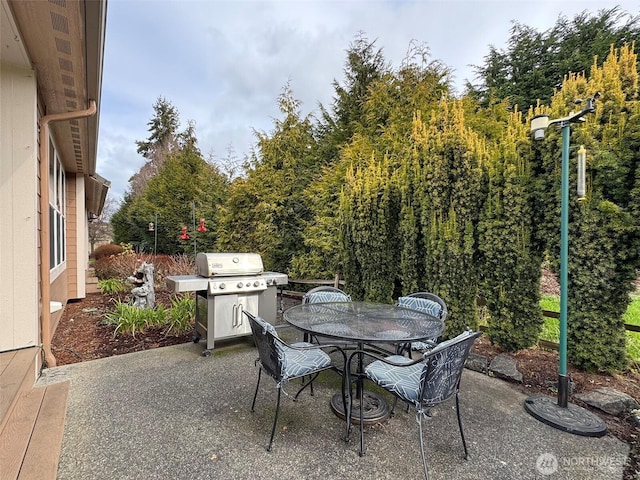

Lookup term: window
[49,141,66,273]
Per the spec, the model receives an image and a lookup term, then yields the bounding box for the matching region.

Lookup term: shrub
[103,301,155,337]
[108,253,141,280]
[149,254,194,286]
[94,252,140,281]
[94,253,195,285]
[102,293,194,338]
[92,243,124,260]
[94,254,136,281]
[98,279,126,295]
[94,257,121,280]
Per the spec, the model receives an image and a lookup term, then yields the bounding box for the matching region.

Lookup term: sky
[97,0,640,202]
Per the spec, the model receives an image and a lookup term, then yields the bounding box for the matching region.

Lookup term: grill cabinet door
[213,293,257,340]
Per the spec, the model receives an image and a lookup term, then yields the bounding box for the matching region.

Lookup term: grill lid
[196,252,264,277]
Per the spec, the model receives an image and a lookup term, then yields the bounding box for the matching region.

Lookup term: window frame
[48,140,66,279]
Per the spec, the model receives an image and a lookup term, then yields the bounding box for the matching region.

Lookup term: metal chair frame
[245,310,347,452]
[345,330,482,480]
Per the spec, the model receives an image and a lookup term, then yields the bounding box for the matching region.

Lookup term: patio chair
[244,310,347,452]
[346,329,482,480]
[396,292,448,356]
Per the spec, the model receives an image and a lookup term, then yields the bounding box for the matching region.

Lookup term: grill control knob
[237,282,243,288]
[219,283,226,290]
[253,281,260,287]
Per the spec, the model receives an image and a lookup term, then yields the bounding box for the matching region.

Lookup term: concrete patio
[37,329,628,480]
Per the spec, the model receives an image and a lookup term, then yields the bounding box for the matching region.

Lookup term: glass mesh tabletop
[283,301,444,343]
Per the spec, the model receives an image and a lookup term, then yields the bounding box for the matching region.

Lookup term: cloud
[97,0,639,201]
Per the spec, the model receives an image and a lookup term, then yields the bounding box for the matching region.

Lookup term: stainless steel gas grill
[166,253,288,356]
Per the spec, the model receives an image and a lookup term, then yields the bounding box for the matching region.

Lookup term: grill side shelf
[166,275,210,293]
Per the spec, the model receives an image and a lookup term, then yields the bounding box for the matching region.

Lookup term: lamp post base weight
[524,395,607,437]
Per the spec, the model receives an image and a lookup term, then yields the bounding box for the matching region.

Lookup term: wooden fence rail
[280,276,346,298]
[534,309,640,352]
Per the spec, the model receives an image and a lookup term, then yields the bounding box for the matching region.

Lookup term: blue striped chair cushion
[365,355,422,403]
[397,296,442,318]
[398,296,443,351]
[305,291,351,303]
[281,342,332,379]
[254,316,332,380]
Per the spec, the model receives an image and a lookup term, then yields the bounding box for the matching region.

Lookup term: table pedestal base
[330,391,390,425]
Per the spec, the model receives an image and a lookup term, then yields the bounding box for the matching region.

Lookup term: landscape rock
[465,352,488,373]
[574,387,640,416]
[489,354,523,383]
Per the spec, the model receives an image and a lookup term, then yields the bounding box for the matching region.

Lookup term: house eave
[7,0,108,180]
[86,173,110,217]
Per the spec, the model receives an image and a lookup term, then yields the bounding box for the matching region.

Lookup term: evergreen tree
[295,38,450,282]
[340,154,398,302]
[291,34,389,280]
[135,96,181,158]
[469,7,640,110]
[479,109,544,351]
[111,99,227,254]
[111,193,140,246]
[129,97,182,197]
[138,146,226,255]
[409,100,486,337]
[117,145,227,256]
[534,45,640,371]
[217,84,315,273]
[315,33,388,163]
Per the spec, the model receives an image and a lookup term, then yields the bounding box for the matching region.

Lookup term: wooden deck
[0,348,68,480]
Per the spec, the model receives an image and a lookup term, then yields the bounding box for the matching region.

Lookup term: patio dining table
[283,301,444,424]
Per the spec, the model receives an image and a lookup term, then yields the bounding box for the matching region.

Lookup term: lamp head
[531,114,550,141]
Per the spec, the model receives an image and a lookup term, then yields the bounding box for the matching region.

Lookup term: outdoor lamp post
[524,93,606,437]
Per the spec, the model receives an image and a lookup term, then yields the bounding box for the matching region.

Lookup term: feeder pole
[524,93,606,436]
[558,122,570,408]
[154,212,158,263]
[192,201,198,260]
